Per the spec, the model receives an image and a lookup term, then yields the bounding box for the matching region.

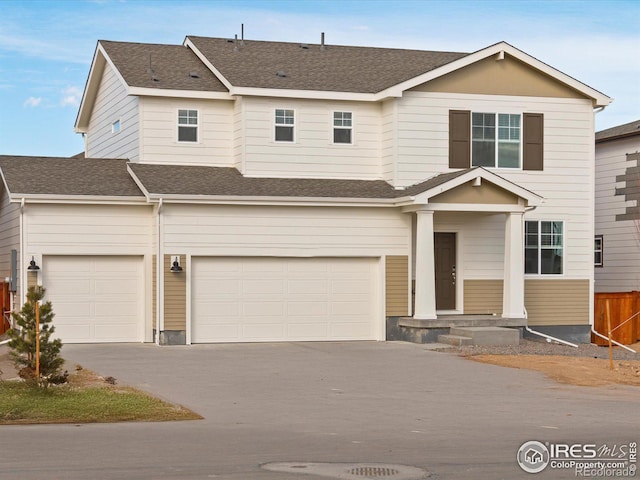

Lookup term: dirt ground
[470,354,640,387]
[2,339,640,388]
[452,340,640,387]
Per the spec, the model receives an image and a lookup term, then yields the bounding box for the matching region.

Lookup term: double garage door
[192,257,379,343]
[43,256,144,343]
[42,256,378,343]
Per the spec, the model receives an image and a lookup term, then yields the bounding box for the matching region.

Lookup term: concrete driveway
[1,341,637,480]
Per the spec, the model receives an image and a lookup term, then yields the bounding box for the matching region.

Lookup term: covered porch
[395,167,543,341]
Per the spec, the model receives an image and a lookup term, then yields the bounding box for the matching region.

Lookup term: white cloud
[60,86,82,107]
[23,96,42,107]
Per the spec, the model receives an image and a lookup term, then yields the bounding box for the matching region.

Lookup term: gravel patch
[436,338,640,361]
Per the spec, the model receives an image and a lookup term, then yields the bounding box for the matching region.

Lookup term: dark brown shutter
[523,113,544,171]
[449,110,470,169]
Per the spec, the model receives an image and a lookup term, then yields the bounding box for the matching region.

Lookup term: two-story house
[0,36,610,345]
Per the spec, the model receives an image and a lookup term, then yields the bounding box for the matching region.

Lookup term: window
[333,111,352,144]
[178,109,198,142]
[594,235,603,267]
[275,109,294,142]
[449,111,543,170]
[472,113,521,168]
[525,221,563,275]
[111,119,121,134]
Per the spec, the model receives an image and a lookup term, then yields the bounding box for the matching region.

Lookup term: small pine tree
[8,286,64,384]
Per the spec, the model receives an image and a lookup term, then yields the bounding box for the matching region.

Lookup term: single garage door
[192,257,379,343]
[43,256,144,343]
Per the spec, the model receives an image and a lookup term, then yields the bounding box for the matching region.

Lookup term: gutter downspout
[525,325,578,348]
[156,198,163,346]
[591,327,637,354]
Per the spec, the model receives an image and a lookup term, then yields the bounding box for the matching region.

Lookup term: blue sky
[1,0,638,157]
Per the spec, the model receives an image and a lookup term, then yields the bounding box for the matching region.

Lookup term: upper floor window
[525,220,563,275]
[275,109,294,142]
[594,235,603,267]
[333,111,352,144]
[449,110,543,171]
[178,109,198,142]
[111,119,121,134]
[472,112,521,168]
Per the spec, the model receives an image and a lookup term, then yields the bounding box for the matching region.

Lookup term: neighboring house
[594,119,640,292]
[0,36,611,345]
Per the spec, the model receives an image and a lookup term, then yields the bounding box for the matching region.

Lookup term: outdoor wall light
[170,256,183,273]
[27,256,40,271]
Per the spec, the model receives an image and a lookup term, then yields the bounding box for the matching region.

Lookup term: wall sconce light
[170,256,183,273]
[27,256,40,271]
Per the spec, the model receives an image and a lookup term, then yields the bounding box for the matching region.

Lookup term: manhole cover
[349,466,400,477]
[262,462,428,479]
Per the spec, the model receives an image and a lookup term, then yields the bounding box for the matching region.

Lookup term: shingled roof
[100,40,228,92]
[127,163,474,199]
[0,156,144,197]
[186,36,468,93]
[596,119,640,143]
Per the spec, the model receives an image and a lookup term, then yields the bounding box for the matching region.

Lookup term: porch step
[437,334,474,346]
[449,326,520,346]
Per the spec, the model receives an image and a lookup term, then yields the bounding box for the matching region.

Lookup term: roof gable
[410,53,586,100]
[0,156,144,198]
[185,36,468,95]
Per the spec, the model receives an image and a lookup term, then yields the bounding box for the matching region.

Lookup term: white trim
[183,37,234,92]
[128,87,232,100]
[524,219,565,277]
[177,107,199,144]
[185,254,192,345]
[331,110,354,145]
[111,118,121,134]
[274,107,296,143]
[409,167,543,207]
[8,194,147,205]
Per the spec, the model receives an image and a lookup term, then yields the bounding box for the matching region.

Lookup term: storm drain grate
[349,466,400,477]
[261,462,428,479]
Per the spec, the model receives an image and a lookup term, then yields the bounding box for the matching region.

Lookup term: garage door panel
[55,324,92,340]
[192,257,378,343]
[44,256,144,343]
[287,279,328,294]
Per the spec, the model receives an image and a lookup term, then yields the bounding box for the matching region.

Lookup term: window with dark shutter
[449,110,470,169]
[523,113,543,171]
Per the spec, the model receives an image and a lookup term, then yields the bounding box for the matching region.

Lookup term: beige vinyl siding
[463,280,503,314]
[411,54,585,99]
[242,97,382,180]
[594,136,640,292]
[398,93,594,279]
[86,63,139,160]
[385,255,408,316]
[525,279,590,326]
[381,99,397,184]
[140,97,234,166]
[163,254,186,331]
[0,190,20,296]
[233,96,245,171]
[152,255,157,330]
[24,204,152,255]
[162,204,410,257]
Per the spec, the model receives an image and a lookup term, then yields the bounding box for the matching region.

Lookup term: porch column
[414,210,437,320]
[503,211,526,318]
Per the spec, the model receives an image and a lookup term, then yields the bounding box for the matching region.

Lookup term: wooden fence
[0,282,11,335]
[593,292,640,345]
